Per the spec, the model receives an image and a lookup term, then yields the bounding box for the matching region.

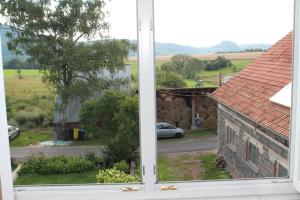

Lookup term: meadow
[4,70,54,130]
[127,57,252,87]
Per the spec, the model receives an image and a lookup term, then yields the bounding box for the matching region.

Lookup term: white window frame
[1,0,300,199]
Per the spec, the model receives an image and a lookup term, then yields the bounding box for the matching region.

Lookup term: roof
[211,32,292,139]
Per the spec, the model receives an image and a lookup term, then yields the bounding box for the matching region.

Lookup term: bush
[113,160,130,173]
[18,154,96,176]
[85,152,104,168]
[14,109,48,127]
[205,56,232,71]
[96,168,139,183]
[80,91,139,167]
[156,70,186,88]
[8,118,19,127]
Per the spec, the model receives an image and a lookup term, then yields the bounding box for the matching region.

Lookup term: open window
[1,0,300,199]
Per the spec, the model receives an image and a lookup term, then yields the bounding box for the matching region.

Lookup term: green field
[4,59,251,97]
[4,69,53,98]
[127,59,251,88]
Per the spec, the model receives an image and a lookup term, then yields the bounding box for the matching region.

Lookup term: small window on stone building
[274,161,288,177]
[226,125,236,144]
[248,142,260,166]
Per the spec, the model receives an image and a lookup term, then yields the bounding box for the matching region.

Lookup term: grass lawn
[10,129,53,147]
[200,154,232,180]
[158,151,231,182]
[15,170,99,185]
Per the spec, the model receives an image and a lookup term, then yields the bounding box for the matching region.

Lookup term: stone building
[211,33,292,178]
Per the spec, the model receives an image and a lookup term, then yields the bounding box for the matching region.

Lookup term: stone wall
[156,88,218,129]
[217,104,289,178]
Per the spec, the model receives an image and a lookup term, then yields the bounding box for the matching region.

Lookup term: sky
[108,0,294,47]
[0,0,294,47]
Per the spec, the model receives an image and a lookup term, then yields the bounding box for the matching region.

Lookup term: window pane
[155,0,293,182]
[2,0,142,185]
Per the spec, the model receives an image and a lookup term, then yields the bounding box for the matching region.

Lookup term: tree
[1,0,131,137]
[182,58,205,79]
[205,56,232,70]
[156,69,186,88]
[170,54,192,74]
[80,91,139,166]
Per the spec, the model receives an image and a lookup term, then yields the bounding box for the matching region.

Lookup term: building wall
[217,104,289,178]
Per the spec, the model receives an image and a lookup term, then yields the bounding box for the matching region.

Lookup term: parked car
[157,122,184,138]
[8,125,20,140]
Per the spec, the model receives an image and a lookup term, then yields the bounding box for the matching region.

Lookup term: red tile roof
[211,32,292,139]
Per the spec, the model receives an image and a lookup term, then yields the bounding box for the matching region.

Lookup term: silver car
[8,125,20,140]
[157,122,184,138]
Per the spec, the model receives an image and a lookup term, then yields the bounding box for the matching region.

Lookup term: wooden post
[191,90,196,130]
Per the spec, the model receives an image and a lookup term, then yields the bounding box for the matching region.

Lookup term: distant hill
[152,41,271,56]
[1,25,271,63]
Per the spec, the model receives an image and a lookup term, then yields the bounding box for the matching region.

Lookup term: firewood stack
[157,93,218,129]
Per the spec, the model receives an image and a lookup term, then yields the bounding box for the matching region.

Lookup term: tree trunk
[56,104,68,140]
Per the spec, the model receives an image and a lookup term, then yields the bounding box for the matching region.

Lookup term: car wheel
[175,132,182,138]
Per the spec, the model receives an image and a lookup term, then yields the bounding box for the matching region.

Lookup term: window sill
[14,179,296,200]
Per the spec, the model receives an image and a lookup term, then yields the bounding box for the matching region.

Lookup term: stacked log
[156,94,191,129]
[195,96,218,129]
[157,94,218,129]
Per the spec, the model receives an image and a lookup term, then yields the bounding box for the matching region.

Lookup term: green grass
[10,129,53,147]
[4,69,53,98]
[200,154,232,180]
[15,170,98,185]
[158,152,231,182]
[4,69,41,77]
[158,154,199,181]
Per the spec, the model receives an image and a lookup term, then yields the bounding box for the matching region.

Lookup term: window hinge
[142,165,145,175]
[153,165,156,175]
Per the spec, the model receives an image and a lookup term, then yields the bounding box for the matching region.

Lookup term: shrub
[85,152,104,168]
[8,118,19,127]
[18,154,96,176]
[81,91,139,167]
[113,160,130,173]
[96,168,139,183]
[14,109,48,127]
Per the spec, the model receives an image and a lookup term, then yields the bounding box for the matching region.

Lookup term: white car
[157,122,184,138]
[8,125,20,140]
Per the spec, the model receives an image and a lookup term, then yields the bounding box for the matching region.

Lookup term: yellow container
[73,128,79,140]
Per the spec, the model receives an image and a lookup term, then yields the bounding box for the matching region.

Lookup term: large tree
[0,0,132,138]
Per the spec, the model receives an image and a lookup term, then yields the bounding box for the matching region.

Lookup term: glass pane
[155,0,293,182]
[1,0,141,185]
